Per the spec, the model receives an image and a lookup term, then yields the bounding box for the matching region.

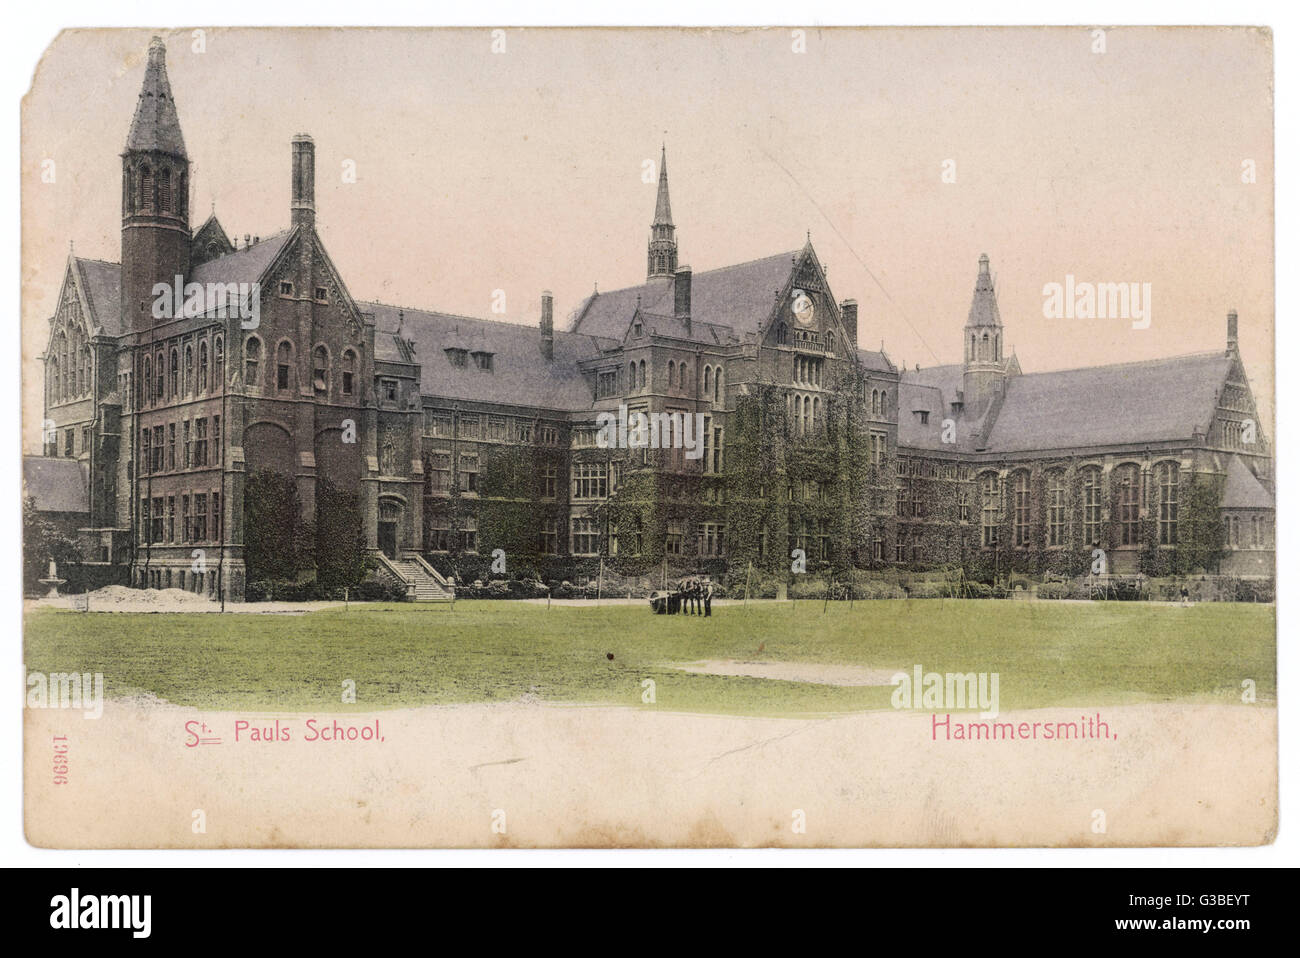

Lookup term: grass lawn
[23,599,1275,717]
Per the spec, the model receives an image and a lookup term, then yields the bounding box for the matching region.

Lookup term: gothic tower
[646,145,678,280]
[962,253,1005,416]
[121,36,190,334]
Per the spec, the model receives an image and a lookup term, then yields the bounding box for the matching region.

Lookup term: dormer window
[445,348,468,368]
[472,351,494,371]
[633,321,643,337]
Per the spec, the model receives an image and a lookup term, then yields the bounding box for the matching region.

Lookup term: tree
[22,496,81,594]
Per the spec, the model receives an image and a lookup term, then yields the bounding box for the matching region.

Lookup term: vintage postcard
[21,26,1275,847]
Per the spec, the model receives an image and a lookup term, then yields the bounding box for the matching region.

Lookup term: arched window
[139,165,153,211]
[981,331,989,361]
[871,389,879,416]
[156,350,165,399]
[980,473,1000,547]
[802,395,811,435]
[704,366,712,396]
[83,346,92,395]
[714,368,723,405]
[341,349,356,397]
[159,168,172,212]
[276,341,293,391]
[776,323,788,345]
[198,341,209,392]
[668,360,676,388]
[170,348,180,398]
[1114,464,1140,546]
[1081,467,1103,545]
[638,360,646,388]
[1156,462,1179,546]
[313,345,329,394]
[1013,471,1031,546]
[1046,471,1067,546]
[183,345,193,395]
[142,355,152,404]
[244,337,261,386]
[213,336,224,389]
[812,396,820,434]
[49,356,60,405]
[827,331,835,354]
[880,391,888,418]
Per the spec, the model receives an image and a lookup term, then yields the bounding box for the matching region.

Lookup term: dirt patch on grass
[29,587,342,615]
[673,659,900,686]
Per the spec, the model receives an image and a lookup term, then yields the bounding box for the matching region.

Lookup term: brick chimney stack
[674,264,692,336]
[840,299,858,347]
[291,134,315,229]
[540,291,554,360]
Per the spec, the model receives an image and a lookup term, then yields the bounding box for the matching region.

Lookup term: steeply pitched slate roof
[73,258,123,336]
[569,250,799,341]
[897,364,988,451]
[125,39,187,158]
[364,302,615,411]
[980,352,1230,454]
[856,347,896,375]
[189,230,294,287]
[23,456,89,514]
[1222,455,1274,510]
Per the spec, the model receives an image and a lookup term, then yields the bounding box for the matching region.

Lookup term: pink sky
[22,26,1274,449]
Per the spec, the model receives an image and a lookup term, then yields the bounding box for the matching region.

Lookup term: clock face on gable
[790,288,815,326]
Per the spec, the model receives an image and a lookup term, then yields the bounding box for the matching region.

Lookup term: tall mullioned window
[980,473,1000,547]
[1013,471,1031,545]
[572,462,607,499]
[1115,464,1140,546]
[1082,467,1103,545]
[1157,461,1179,546]
[1046,471,1067,546]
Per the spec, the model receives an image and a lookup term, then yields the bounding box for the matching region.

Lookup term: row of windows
[1225,514,1272,549]
[138,335,226,408]
[123,162,187,218]
[423,411,560,444]
[794,355,823,386]
[138,415,221,475]
[48,328,93,405]
[243,338,358,398]
[788,392,822,436]
[977,463,1180,548]
[139,491,220,544]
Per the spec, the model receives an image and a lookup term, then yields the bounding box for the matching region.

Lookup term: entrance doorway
[379,500,400,558]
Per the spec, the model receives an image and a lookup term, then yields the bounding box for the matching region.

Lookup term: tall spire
[653,144,673,226]
[967,252,1001,327]
[647,144,678,279]
[962,253,1007,418]
[121,36,191,334]
[125,36,187,158]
